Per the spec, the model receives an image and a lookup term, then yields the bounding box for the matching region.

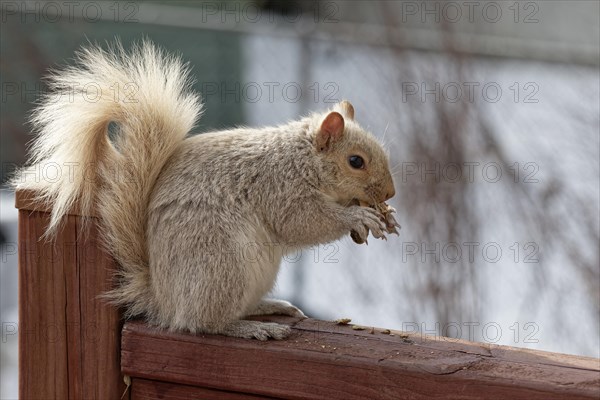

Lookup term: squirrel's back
[148,121,318,213]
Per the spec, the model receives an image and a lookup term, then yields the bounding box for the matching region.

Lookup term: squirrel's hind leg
[219,320,291,340]
[246,299,306,318]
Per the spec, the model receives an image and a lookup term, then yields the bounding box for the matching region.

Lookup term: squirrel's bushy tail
[14,40,202,316]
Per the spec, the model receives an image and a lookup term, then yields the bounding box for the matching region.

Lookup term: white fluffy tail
[13,40,202,316]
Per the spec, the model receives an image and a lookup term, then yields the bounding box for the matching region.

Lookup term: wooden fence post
[16,189,126,399]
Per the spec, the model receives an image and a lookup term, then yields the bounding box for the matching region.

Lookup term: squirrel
[14,41,396,340]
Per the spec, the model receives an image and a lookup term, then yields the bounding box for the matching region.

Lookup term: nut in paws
[349,201,401,244]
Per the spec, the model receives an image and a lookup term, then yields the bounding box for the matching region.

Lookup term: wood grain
[122,317,600,400]
[131,378,275,400]
[17,199,126,399]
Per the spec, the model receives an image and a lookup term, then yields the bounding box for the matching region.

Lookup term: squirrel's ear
[316,112,345,152]
[336,100,355,120]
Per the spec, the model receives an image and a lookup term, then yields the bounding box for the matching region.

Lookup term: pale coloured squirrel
[15,41,396,340]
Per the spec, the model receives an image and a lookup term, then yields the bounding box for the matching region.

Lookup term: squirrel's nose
[384,189,395,201]
[383,186,395,201]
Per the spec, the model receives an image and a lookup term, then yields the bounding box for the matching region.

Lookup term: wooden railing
[16,189,600,399]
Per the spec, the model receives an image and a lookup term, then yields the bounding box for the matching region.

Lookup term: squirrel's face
[313,101,396,206]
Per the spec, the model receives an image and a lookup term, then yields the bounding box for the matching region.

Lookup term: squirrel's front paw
[348,206,387,243]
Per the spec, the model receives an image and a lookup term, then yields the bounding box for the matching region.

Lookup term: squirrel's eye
[348,155,364,169]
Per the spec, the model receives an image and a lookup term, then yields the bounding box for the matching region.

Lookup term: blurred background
[1,1,599,398]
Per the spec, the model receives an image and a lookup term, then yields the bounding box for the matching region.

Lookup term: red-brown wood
[131,378,275,400]
[17,190,126,400]
[122,317,600,400]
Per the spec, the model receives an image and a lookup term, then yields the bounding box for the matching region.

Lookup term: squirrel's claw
[383,211,401,236]
[349,203,400,244]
